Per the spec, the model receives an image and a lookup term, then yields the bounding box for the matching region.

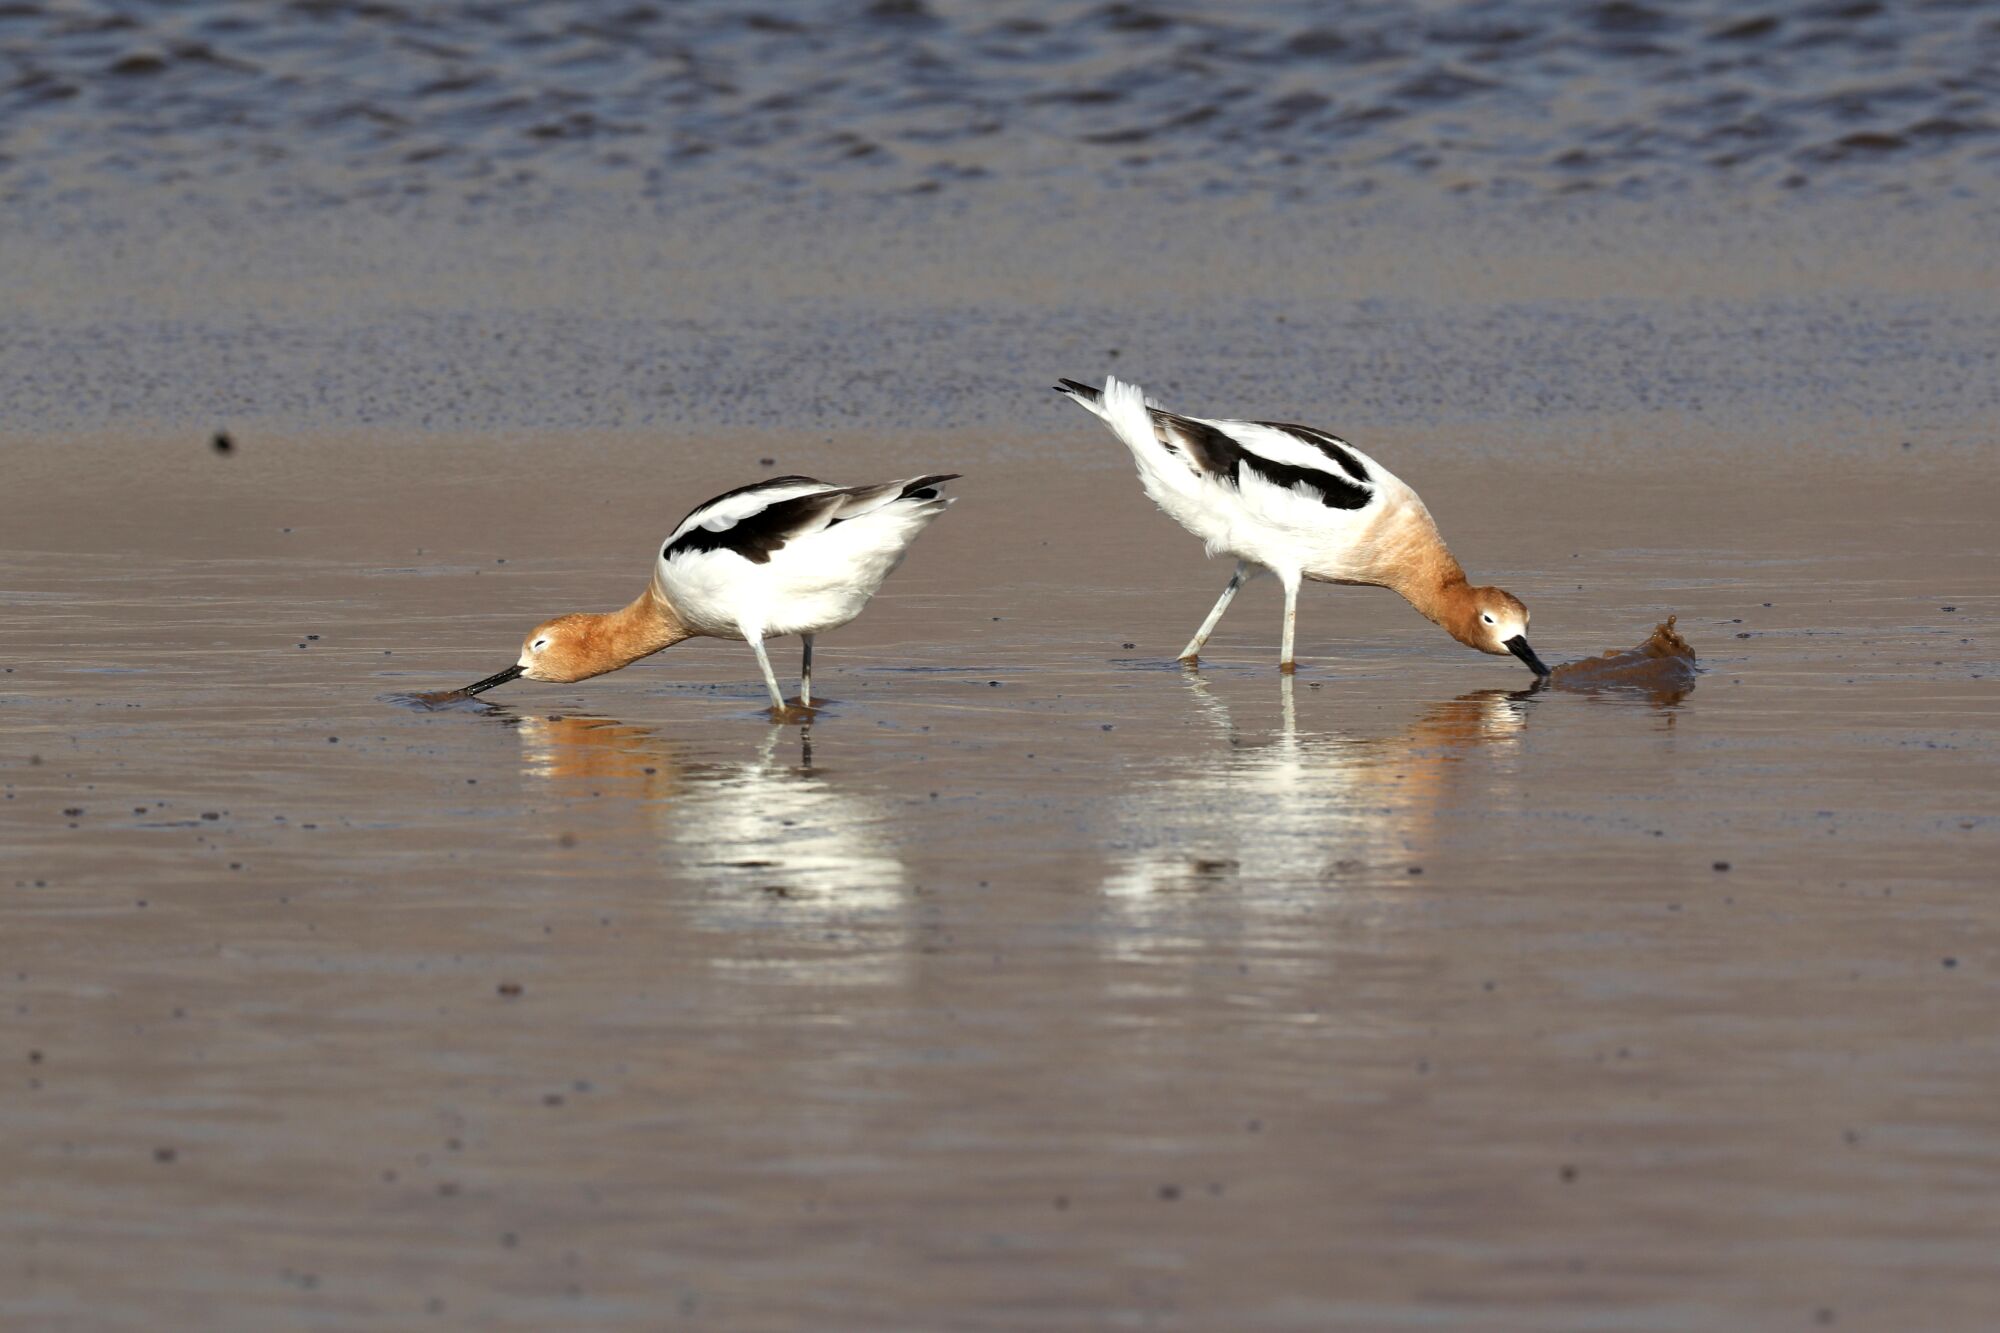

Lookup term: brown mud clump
[1546,616,1698,701]
[385,689,501,713]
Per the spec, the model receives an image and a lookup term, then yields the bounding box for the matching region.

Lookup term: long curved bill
[461,664,525,696]
[1504,635,1551,677]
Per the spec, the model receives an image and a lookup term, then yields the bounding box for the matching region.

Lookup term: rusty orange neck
[600,584,696,660]
[586,588,695,672]
[1388,545,1483,648]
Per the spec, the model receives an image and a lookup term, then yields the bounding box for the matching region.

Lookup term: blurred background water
[3,0,1996,215]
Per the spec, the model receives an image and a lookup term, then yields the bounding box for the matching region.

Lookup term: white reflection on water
[1100,676,1531,935]
[511,714,912,988]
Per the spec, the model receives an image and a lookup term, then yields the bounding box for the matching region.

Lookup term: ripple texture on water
[2,0,1996,211]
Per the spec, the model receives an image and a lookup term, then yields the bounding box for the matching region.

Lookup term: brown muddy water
[4,419,1997,1330]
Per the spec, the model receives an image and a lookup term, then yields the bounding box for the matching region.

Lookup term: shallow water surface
[3,430,1996,1329]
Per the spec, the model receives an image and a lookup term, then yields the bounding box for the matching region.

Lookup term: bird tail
[897,472,958,501]
[1052,377,1105,415]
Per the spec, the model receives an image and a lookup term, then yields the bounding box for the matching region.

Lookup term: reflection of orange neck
[519,713,681,792]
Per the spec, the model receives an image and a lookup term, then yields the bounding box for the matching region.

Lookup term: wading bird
[458,473,957,716]
[1055,376,1547,677]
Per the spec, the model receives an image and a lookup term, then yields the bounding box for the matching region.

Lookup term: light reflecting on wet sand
[1105,676,1533,892]
[3,433,1997,1330]
[511,713,915,989]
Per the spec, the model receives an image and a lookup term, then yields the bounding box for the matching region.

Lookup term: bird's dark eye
[1481,614,1495,624]
[533,639,548,650]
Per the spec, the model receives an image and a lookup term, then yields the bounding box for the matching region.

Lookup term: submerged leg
[1180,561,1248,664]
[746,633,787,712]
[799,635,814,708]
[1279,574,1300,675]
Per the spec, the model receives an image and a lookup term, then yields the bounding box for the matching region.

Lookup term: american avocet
[458,473,958,715]
[1055,376,1548,677]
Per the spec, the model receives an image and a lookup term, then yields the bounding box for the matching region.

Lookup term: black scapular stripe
[663,474,958,565]
[663,488,841,565]
[1163,414,1371,510]
[667,475,825,535]
[1256,421,1372,483]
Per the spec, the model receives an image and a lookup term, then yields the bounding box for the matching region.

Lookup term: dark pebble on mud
[1713,861,1731,871]
[62,807,82,817]
[1942,957,1958,969]
[1941,605,1956,612]
[154,1146,177,1163]
[497,982,523,997]
[759,457,775,466]
[28,1050,42,1064]
[327,736,338,743]
[211,431,234,454]
[1157,1184,1181,1200]
[1122,641,1135,649]
[1407,865,1423,875]
[202,812,219,820]
[1558,1164,1578,1182]
[988,680,1000,687]
[1052,1195,1068,1210]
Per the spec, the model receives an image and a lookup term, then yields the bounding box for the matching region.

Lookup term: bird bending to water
[1055,376,1547,677]
[458,473,958,716]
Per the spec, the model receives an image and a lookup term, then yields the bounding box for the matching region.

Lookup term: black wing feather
[663,488,843,565]
[1159,414,1371,511]
[1255,421,1372,483]
[668,474,824,533]
[663,473,958,565]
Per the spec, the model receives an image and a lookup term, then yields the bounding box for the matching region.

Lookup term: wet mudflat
[3,423,1996,1330]
[5,0,1998,1319]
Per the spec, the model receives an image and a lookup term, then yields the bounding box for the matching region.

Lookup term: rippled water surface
[4,0,1997,210]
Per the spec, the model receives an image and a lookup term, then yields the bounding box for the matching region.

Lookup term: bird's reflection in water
[510,712,913,989]
[1100,675,1534,953]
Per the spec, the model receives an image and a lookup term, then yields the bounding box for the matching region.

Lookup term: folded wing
[662,473,959,567]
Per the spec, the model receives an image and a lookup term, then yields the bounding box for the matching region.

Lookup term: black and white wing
[1056,377,1377,511]
[660,473,959,567]
[1156,414,1376,512]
